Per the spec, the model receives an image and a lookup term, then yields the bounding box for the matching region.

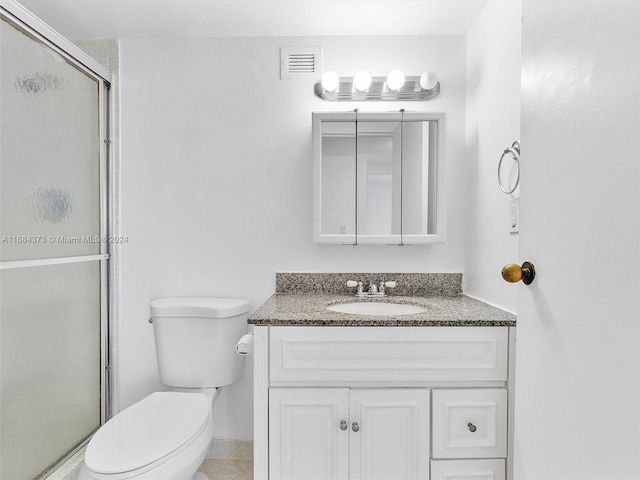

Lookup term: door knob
[502,261,535,285]
[340,420,348,431]
[352,421,360,432]
[467,422,477,433]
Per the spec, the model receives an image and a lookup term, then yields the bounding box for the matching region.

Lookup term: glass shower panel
[1,9,107,480]
[0,18,101,262]
[0,261,102,480]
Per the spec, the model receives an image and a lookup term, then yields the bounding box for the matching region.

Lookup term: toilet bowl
[79,389,217,480]
[79,297,249,480]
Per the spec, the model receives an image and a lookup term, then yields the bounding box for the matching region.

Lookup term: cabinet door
[402,120,439,240]
[356,121,403,244]
[269,388,349,480]
[350,389,430,480]
[317,120,356,244]
[313,111,445,245]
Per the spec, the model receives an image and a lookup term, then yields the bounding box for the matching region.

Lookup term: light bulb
[321,72,339,92]
[419,71,438,90]
[353,71,372,92]
[386,70,405,91]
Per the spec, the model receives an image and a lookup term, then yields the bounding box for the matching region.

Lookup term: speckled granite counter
[248,293,516,327]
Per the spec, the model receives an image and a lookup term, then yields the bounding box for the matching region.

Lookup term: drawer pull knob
[340,420,348,431]
[467,422,477,433]
[352,421,360,432]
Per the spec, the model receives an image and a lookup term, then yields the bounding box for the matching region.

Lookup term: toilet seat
[84,392,209,477]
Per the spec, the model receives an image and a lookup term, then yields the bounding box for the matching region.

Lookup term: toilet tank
[150,297,250,388]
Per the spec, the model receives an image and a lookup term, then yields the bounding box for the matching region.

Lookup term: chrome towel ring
[498,140,520,194]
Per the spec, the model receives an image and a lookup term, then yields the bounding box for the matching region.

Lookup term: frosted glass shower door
[1,9,109,480]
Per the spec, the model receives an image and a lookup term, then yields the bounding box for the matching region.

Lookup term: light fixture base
[314,76,440,102]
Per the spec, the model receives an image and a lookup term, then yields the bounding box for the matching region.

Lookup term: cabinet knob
[501,261,535,285]
[467,422,477,433]
[340,420,348,431]
[352,421,360,432]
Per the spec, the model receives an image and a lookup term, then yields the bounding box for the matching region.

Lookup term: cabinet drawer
[270,326,508,384]
[432,389,507,459]
[431,459,505,480]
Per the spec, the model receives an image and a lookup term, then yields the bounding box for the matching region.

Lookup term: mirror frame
[313,111,446,245]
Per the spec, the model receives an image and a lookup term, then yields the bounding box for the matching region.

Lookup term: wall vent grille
[280,46,322,79]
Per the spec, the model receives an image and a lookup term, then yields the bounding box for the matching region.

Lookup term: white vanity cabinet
[253,326,515,480]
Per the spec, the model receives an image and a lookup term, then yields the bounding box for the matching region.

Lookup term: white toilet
[79,297,250,480]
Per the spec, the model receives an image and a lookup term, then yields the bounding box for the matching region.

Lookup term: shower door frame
[0,0,113,467]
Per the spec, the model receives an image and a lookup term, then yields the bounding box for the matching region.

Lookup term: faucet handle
[346,280,365,295]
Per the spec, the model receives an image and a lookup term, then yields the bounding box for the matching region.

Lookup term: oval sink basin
[327,302,427,316]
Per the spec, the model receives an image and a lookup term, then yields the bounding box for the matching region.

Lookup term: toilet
[79,297,250,480]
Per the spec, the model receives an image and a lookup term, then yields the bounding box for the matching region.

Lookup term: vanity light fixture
[314,70,440,101]
[420,71,438,90]
[386,70,405,91]
[353,71,372,92]
[320,71,340,92]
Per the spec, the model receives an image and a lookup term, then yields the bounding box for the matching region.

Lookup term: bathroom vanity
[249,273,516,480]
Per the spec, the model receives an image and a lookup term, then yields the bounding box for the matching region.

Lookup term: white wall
[464,0,521,313]
[515,1,640,477]
[118,35,467,438]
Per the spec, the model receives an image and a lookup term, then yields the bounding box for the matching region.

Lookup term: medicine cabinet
[312,111,445,245]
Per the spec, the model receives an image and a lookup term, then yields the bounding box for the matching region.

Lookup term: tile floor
[197,459,253,480]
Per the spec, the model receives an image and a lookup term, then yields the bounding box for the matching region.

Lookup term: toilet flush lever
[236,333,254,356]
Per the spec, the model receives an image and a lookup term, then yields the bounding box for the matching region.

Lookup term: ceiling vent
[280,46,322,79]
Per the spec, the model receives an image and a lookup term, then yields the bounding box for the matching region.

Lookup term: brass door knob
[502,261,535,285]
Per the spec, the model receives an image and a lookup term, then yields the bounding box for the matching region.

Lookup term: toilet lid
[85,392,209,475]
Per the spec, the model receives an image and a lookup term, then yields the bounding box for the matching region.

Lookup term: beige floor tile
[198,458,253,479]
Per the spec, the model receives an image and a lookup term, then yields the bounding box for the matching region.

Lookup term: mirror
[313,111,444,244]
[356,121,401,239]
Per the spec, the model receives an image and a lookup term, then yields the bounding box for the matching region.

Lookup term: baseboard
[207,438,253,461]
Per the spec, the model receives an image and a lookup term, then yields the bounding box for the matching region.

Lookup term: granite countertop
[248,293,516,327]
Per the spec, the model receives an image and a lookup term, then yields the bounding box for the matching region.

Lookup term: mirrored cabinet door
[313,111,444,245]
[402,120,439,241]
[317,120,356,243]
[356,121,402,244]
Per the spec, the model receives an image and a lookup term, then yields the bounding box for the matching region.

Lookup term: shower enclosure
[0,2,111,478]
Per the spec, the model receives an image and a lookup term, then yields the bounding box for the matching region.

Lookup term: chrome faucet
[345,280,396,297]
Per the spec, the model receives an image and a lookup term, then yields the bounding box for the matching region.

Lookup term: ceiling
[14,0,489,39]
